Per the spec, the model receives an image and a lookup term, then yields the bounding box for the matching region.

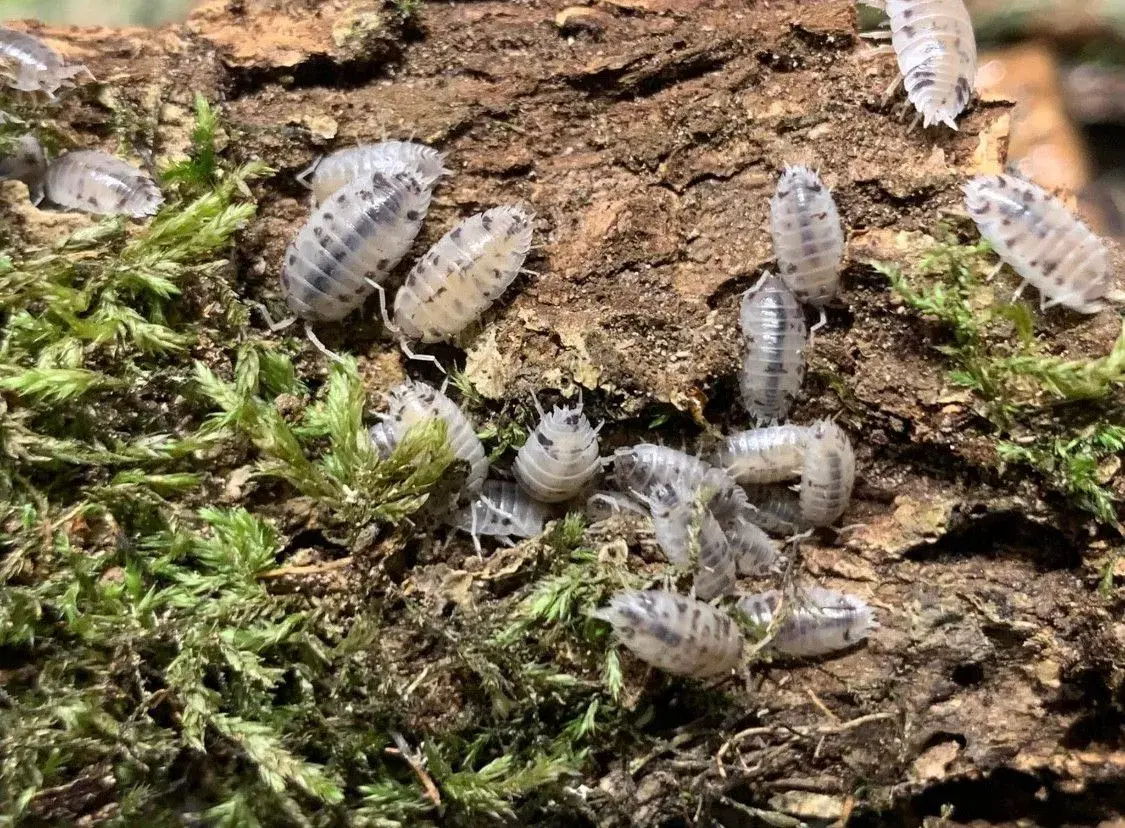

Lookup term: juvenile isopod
[964,174,1120,313]
[392,205,533,344]
[280,170,431,323]
[885,0,977,130]
[769,166,845,306]
[735,587,878,657]
[592,590,745,678]
[296,140,448,205]
[799,420,856,527]
[0,133,47,204]
[715,424,809,485]
[381,380,488,496]
[0,27,91,97]
[739,273,807,423]
[514,396,601,503]
[449,480,549,553]
[44,150,163,218]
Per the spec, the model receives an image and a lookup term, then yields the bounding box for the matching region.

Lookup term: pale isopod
[281,170,431,323]
[735,587,877,657]
[514,397,601,503]
[449,480,549,552]
[382,380,488,496]
[964,174,1118,313]
[592,589,745,678]
[769,166,845,305]
[886,0,977,130]
[0,133,47,204]
[393,205,533,343]
[715,424,809,485]
[739,273,807,423]
[799,420,856,527]
[0,27,90,97]
[725,518,781,575]
[297,140,448,205]
[743,484,811,535]
[44,150,163,218]
[369,421,398,459]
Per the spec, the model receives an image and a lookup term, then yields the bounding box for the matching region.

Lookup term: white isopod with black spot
[769,166,845,305]
[381,380,488,497]
[514,396,601,503]
[0,27,90,97]
[393,205,534,343]
[736,587,878,657]
[739,273,807,423]
[799,420,856,527]
[449,480,549,553]
[715,424,809,485]
[610,444,748,524]
[725,517,781,575]
[280,170,431,323]
[0,133,47,204]
[296,140,448,205]
[592,589,745,678]
[964,174,1121,313]
[44,150,163,218]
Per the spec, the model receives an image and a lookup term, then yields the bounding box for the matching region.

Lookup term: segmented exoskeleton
[449,480,549,553]
[297,140,447,205]
[514,396,601,503]
[769,166,845,306]
[593,590,745,678]
[725,517,781,575]
[369,421,398,459]
[739,273,807,423]
[742,484,811,535]
[0,133,47,204]
[44,150,163,217]
[964,174,1118,313]
[799,420,855,526]
[715,424,809,485]
[736,587,878,657]
[0,27,90,97]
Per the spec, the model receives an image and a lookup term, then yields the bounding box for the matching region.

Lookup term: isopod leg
[400,338,446,375]
[470,507,483,557]
[1011,280,1028,303]
[294,156,322,188]
[986,261,1006,281]
[529,390,546,419]
[305,324,344,363]
[251,301,298,332]
[882,73,904,103]
[808,307,828,339]
[743,271,770,298]
[366,278,398,333]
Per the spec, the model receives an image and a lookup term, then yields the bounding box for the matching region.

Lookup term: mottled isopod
[450,480,549,552]
[886,0,977,130]
[736,587,877,657]
[964,174,1118,313]
[592,590,745,678]
[514,397,601,503]
[297,140,448,205]
[743,484,811,535]
[0,133,47,204]
[44,150,163,218]
[369,421,398,459]
[769,166,845,305]
[715,424,809,485]
[393,205,533,343]
[799,420,856,527]
[739,273,807,423]
[281,170,431,323]
[382,380,488,496]
[725,517,781,575]
[0,27,90,97]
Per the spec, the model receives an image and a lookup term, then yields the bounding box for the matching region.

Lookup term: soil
[12,0,1125,825]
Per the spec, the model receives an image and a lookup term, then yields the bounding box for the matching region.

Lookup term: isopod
[964,174,1119,313]
[392,205,533,343]
[725,517,781,575]
[585,491,647,522]
[280,170,431,323]
[739,273,807,423]
[715,424,809,485]
[369,421,398,459]
[769,166,845,305]
[742,484,811,535]
[382,380,488,496]
[44,150,163,218]
[799,420,856,527]
[296,140,448,205]
[0,27,90,97]
[449,480,549,553]
[735,587,877,657]
[514,397,601,503]
[885,0,977,130]
[0,133,47,204]
[592,589,745,678]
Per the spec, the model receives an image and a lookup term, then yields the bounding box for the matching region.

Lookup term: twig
[805,687,840,722]
[388,730,442,806]
[257,557,353,579]
[715,712,895,770]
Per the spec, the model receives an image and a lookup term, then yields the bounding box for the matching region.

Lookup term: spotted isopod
[0,133,47,204]
[369,421,398,459]
[43,150,163,218]
[296,140,448,205]
[715,424,809,485]
[964,174,1120,313]
[610,444,750,526]
[799,420,856,527]
[885,0,977,130]
[392,205,534,344]
[742,484,811,535]
[449,480,549,553]
[382,380,488,496]
[592,589,745,678]
[514,396,601,503]
[769,166,845,306]
[735,587,878,657]
[0,27,90,97]
[280,170,431,323]
[725,517,781,575]
[739,273,807,423]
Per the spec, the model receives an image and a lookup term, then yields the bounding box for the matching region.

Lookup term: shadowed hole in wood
[902,508,1081,570]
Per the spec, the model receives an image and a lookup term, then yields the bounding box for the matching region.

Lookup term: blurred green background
[0,0,195,26]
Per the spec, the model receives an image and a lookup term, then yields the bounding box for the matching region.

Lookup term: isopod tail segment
[368,278,448,375]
